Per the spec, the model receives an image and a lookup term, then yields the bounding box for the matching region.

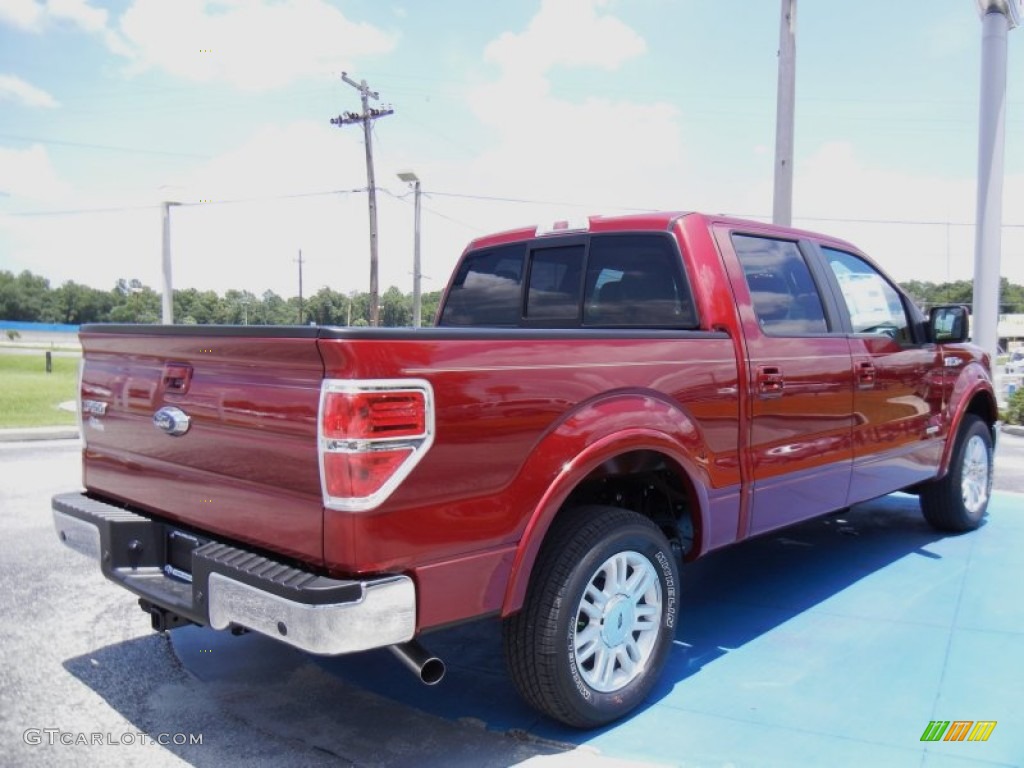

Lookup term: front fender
[938,361,998,477]
[499,391,714,617]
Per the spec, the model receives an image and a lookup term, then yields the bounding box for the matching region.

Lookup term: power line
[424,190,656,212]
[0,133,212,159]
[4,188,364,217]
[331,72,394,327]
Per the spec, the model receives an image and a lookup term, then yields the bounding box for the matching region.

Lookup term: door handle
[162,363,193,394]
[756,365,785,398]
[856,361,876,389]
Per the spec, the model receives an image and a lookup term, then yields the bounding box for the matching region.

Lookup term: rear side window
[439,243,525,326]
[439,233,696,328]
[732,234,829,335]
[526,245,584,321]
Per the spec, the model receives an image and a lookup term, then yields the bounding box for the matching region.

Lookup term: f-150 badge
[153,406,191,436]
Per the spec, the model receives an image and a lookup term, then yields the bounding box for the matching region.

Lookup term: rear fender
[500,392,712,617]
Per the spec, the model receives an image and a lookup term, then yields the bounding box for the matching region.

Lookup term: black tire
[503,505,679,728]
[920,415,993,532]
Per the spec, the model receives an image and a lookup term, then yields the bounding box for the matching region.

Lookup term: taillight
[323,391,426,440]
[318,380,434,511]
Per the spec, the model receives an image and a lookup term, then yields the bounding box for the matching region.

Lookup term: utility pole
[331,73,394,327]
[773,0,797,227]
[296,249,304,325]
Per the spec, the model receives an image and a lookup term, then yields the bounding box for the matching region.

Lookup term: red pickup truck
[53,212,997,728]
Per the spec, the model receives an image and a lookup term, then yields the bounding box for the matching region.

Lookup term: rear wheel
[503,506,679,728]
[920,415,992,532]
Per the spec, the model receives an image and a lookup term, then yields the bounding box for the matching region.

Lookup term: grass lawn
[0,353,79,428]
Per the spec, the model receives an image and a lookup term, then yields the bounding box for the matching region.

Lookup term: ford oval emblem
[153,406,191,436]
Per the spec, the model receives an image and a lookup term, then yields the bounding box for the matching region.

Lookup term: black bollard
[46,350,52,373]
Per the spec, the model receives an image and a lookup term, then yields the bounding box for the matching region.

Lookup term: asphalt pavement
[2,436,1022,767]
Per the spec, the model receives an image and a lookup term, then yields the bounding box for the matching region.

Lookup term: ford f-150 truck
[53,212,997,728]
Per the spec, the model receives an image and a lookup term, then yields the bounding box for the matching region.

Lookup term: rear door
[715,227,854,536]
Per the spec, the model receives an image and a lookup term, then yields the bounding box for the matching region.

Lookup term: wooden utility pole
[331,73,393,326]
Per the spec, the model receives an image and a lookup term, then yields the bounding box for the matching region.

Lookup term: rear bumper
[51,492,416,655]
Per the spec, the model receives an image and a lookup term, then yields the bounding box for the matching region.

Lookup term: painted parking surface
[176,490,1024,767]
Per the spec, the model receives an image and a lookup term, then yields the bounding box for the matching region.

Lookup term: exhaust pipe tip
[389,641,446,685]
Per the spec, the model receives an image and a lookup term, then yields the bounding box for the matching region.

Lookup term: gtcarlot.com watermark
[24,729,203,747]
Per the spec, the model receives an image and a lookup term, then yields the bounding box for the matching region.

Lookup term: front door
[818,247,945,503]
[717,229,855,537]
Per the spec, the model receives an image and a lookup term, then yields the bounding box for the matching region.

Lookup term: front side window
[823,247,912,343]
[732,234,829,335]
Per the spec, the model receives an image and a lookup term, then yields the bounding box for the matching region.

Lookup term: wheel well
[965,391,997,428]
[561,450,700,563]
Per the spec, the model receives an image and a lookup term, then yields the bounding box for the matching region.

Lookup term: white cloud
[0,0,107,32]
[0,144,72,200]
[485,0,646,78]
[47,0,106,32]
[0,0,43,29]
[115,0,396,90]
[460,0,684,213]
[0,73,58,107]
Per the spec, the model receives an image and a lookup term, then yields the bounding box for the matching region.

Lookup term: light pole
[397,170,423,328]
[161,201,180,324]
[972,0,1019,365]
[772,0,797,227]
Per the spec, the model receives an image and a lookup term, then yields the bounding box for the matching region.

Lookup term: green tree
[109,279,160,323]
[174,288,222,325]
[420,290,443,326]
[380,285,411,327]
[260,290,295,325]
[50,281,114,324]
[0,270,52,321]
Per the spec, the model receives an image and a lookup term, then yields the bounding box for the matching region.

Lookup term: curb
[0,426,80,442]
[1001,424,1024,438]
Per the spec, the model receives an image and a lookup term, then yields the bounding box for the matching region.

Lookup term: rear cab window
[439,233,698,329]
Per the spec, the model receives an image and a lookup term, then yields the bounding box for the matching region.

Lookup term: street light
[397,170,423,327]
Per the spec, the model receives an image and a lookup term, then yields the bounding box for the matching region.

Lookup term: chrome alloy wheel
[573,550,663,693]
[961,433,991,516]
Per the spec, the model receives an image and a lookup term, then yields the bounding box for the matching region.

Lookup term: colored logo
[153,406,191,436]
[921,721,997,742]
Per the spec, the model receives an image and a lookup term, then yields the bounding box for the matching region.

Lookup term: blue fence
[0,321,80,334]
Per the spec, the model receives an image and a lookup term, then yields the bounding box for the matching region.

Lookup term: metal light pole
[397,170,423,327]
[161,201,180,324]
[772,0,797,227]
[972,0,1019,365]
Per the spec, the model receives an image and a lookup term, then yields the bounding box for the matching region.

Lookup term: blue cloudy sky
[1,0,1022,299]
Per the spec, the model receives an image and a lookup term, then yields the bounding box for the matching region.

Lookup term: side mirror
[929,305,969,343]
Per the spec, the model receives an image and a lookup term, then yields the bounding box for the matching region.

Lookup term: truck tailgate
[79,327,325,566]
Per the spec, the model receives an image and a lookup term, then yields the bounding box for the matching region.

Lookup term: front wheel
[920,415,993,532]
[503,506,679,728]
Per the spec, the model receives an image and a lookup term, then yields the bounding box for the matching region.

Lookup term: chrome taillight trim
[317,379,435,512]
